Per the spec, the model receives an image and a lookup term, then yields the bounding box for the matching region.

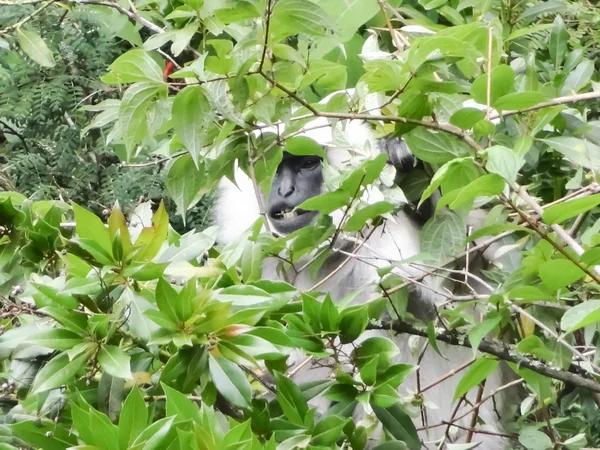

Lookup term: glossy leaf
[98,345,132,380]
[209,355,251,408]
[453,357,499,401]
[17,29,56,68]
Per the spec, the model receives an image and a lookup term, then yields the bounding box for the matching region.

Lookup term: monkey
[214,92,518,449]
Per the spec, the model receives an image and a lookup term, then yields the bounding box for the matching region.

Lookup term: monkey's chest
[261,251,378,305]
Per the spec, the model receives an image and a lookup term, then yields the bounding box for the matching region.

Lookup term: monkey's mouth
[270,207,309,220]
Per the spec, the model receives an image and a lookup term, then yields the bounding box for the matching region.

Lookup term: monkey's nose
[278,184,295,197]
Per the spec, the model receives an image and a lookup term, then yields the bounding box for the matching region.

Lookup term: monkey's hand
[378,135,416,173]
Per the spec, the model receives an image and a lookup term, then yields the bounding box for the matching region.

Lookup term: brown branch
[377,0,403,51]
[0,0,56,34]
[75,0,162,33]
[369,320,600,394]
[257,0,272,73]
[466,382,485,442]
[485,26,493,122]
[489,91,600,120]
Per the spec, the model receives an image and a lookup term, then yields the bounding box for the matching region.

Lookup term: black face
[267,152,324,235]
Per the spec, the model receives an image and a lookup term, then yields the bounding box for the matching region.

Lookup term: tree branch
[257,0,272,73]
[369,320,600,394]
[489,91,600,120]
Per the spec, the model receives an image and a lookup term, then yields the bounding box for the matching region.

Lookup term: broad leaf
[453,357,499,401]
[98,345,132,380]
[17,29,56,68]
[560,300,600,333]
[208,355,251,408]
[31,350,91,394]
[172,86,215,166]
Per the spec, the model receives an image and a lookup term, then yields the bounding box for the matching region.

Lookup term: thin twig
[489,91,600,120]
[370,320,600,393]
[0,0,55,34]
[257,0,272,73]
[485,26,493,122]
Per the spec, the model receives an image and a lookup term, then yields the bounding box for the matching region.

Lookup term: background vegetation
[1,0,600,449]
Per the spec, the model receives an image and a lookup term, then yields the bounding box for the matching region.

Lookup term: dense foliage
[1,0,600,449]
[0,4,211,230]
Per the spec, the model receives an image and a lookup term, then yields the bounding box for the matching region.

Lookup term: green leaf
[467,316,502,356]
[163,383,201,423]
[73,203,113,257]
[505,23,553,42]
[278,435,311,450]
[172,86,215,166]
[485,145,523,184]
[130,417,175,449]
[494,91,547,111]
[420,157,478,204]
[165,155,207,221]
[471,64,514,106]
[372,443,410,450]
[284,136,326,158]
[404,127,471,164]
[28,329,84,350]
[560,300,600,333]
[539,259,585,291]
[271,0,335,39]
[426,321,446,359]
[320,295,340,332]
[449,108,486,130]
[119,387,148,450]
[41,306,88,335]
[272,43,306,67]
[519,1,566,20]
[419,0,448,10]
[360,357,378,386]
[298,190,350,214]
[31,351,90,394]
[311,416,348,446]
[208,355,251,408]
[119,82,163,159]
[12,421,77,450]
[105,49,164,83]
[517,336,555,361]
[453,357,499,401]
[549,15,568,68]
[371,403,420,450]
[542,136,600,170]
[449,174,505,210]
[345,201,395,232]
[543,193,600,225]
[16,28,56,68]
[561,60,594,95]
[274,371,309,426]
[420,209,465,264]
[519,427,553,450]
[353,337,399,371]
[98,345,132,380]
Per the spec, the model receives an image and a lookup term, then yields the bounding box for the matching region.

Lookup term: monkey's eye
[301,157,321,170]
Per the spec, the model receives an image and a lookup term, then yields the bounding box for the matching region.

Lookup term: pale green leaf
[98,345,132,380]
[453,357,498,401]
[16,28,55,68]
[560,300,600,333]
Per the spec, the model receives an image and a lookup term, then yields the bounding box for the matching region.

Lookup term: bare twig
[370,320,600,393]
[489,91,600,120]
[485,26,493,122]
[0,0,55,34]
[377,0,403,51]
[257,0,272,73]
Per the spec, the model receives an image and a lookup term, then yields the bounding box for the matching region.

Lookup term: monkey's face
[267,152,324,234]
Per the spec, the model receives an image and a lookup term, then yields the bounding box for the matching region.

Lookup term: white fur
[213,92,513,449]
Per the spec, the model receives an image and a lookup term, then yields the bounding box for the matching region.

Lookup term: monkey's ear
[378,135,416,173]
